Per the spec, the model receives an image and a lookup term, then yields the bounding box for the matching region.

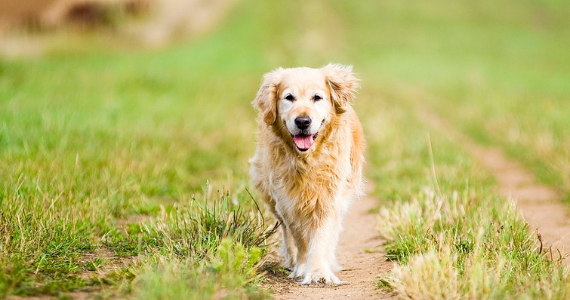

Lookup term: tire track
[420,110,570,257]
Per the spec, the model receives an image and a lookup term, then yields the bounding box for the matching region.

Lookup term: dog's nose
[295,116,312,130]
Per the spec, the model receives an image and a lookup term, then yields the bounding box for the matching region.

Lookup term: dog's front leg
[279,223,298,270]
[300,214,342,285]
[288,224,308,279]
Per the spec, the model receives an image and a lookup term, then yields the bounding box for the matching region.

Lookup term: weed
[129,239,268,300]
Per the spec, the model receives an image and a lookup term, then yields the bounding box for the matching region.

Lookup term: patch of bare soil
[261,194,395,300]
[420,110,570,258]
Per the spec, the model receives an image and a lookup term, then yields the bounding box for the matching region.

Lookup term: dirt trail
[262,194,394,300]
[420,110,570,257]
[470,146,570,254]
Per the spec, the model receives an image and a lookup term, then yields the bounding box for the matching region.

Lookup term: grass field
[1,0,569,299]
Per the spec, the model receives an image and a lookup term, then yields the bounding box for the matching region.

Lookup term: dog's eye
[313,94,322,101]
[285,94,295,101]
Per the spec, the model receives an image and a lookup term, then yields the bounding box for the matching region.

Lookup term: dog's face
[277,69,332,152]
[253,64,359,153]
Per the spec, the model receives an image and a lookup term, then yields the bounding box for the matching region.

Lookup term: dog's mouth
[292,132,319,152]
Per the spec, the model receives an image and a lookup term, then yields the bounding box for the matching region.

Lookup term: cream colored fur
[249,64,365,285]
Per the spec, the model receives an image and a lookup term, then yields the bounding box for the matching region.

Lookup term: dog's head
[253,64,359,153]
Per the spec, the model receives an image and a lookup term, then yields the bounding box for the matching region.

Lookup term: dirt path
[420,110,570,257]
[470,146,570,255]
[262,194,394,300]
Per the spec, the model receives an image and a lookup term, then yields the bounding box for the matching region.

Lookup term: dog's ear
[322,64,359,114]
[252,68,283,125]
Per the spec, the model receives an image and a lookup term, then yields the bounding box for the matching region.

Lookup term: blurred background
[1,0,569,205]
[0,0,238,56]
[1,0,569,196]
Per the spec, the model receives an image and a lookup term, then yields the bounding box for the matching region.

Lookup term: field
[1,0,570,299]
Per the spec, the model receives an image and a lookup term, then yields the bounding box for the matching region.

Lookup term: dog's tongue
[293,135,313,150]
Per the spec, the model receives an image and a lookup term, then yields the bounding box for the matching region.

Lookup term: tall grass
[381,189,570,299]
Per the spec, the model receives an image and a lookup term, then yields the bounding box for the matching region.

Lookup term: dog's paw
[288,263,305,279]
[279,243,297,270]
[299,271,341,285]
[284,257,296,271]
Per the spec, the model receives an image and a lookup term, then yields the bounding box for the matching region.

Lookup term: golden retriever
[249,64,365,285]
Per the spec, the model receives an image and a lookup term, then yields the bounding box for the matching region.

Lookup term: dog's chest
[269,151,351,197]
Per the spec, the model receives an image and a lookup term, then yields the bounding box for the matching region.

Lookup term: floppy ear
[322,64,360,114]
[252,68,283,125]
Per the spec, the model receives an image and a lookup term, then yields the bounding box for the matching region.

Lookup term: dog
[249,64,365,285]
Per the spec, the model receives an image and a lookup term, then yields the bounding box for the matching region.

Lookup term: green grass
[1,0,570,298]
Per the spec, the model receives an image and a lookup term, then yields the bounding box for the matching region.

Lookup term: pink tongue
[293,135,313,150]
